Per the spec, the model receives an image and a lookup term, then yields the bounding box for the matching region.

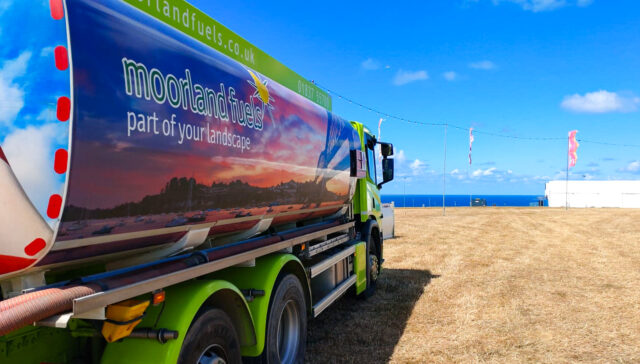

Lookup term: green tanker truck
[0,0,394,363]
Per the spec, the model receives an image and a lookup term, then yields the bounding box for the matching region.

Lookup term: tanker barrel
[1,0,358,293]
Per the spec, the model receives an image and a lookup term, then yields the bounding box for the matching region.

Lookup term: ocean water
[381,195,547,207]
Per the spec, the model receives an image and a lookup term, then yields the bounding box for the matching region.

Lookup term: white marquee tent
[545,180,640,208]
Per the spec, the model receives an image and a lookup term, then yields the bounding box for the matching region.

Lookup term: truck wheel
[178,308,242,364]
[362,228,380,298]
[263,274,307,364]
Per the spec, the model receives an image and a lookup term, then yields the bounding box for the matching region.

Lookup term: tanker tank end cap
[248,70,270,104]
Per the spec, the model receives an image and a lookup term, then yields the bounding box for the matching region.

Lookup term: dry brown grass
[306,208,640,363]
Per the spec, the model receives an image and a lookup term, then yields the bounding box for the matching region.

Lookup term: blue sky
[189,0,640,195]
[1,0,638,201]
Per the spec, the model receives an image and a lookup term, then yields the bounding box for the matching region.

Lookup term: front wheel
[361,224,380,299]
[178,308,242,364]
[262,274,307,364]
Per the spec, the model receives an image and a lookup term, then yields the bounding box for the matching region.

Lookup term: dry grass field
[306,207,640,363]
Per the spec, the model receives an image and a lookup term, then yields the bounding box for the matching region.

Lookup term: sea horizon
[382,194,547,207]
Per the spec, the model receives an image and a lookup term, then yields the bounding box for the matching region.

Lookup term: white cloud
[443,71,458,81]
[471,0,593,12]
[392,150,433,179]
[576,0,593,6]
[393,69,429,86]
[0,51,32,126]
[361,58,381,71]
[469,60,496,70]
[561,90,639,113]
[0,0,12,15]
[505,0,566,12]
[472,167,497,177]
[409,159,427,175]
[2,122,67,215]
[450,169,466,180]
[620,161,640,173]
[395,149,407,164]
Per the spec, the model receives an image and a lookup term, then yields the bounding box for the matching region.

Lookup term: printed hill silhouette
[62,177,347,222]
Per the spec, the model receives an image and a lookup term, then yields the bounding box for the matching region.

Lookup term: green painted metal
[367,180,383,225]
[210,253,306,358]
[101,280,254,364]
[0,325,91,364]
[121,0,332,110]
[354,242,367,294]
[350,121,382,226]
[350,121,366,220]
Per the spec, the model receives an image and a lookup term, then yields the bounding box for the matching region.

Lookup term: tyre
[362,224,380,298]
[178,308,242,364]
[262,274,307,364]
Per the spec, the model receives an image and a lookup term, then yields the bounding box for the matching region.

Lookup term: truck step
[308,245,355,279]
[312,275,357,317]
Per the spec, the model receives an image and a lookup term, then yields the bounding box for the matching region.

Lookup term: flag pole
[566,133,569,210]
[467,165,471,206]
[468,127,473,207]
[443,124,447,216]
[403,177,407,213]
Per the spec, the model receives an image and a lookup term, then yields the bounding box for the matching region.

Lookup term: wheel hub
[277,300,301,364]
[198,344,227,364]
[370,254,379,283]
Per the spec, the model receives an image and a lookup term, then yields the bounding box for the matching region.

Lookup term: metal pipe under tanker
[0,0,360,281]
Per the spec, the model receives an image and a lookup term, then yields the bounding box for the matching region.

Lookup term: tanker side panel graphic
[0,0,360,275]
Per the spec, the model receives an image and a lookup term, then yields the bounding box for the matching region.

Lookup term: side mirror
[380,143,394,158]
[377,158,394,189]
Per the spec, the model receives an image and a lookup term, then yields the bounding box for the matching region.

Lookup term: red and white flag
[568,130,579,168]
[469,127,474,165]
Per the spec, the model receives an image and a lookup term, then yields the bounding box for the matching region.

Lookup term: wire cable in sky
[314,82,640,147]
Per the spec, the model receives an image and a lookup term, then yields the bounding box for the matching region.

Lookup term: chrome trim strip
[309,245,355,279]
[312,275,357,317]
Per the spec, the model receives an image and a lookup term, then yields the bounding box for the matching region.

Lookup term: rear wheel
[178,308,242,364]
[262,274,307,364]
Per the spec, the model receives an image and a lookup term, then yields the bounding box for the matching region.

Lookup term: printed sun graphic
[247,70,275,123]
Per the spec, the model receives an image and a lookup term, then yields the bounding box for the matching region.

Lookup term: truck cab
[350,122,394,295]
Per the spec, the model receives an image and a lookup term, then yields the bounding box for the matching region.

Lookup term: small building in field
[545,181,640,208]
